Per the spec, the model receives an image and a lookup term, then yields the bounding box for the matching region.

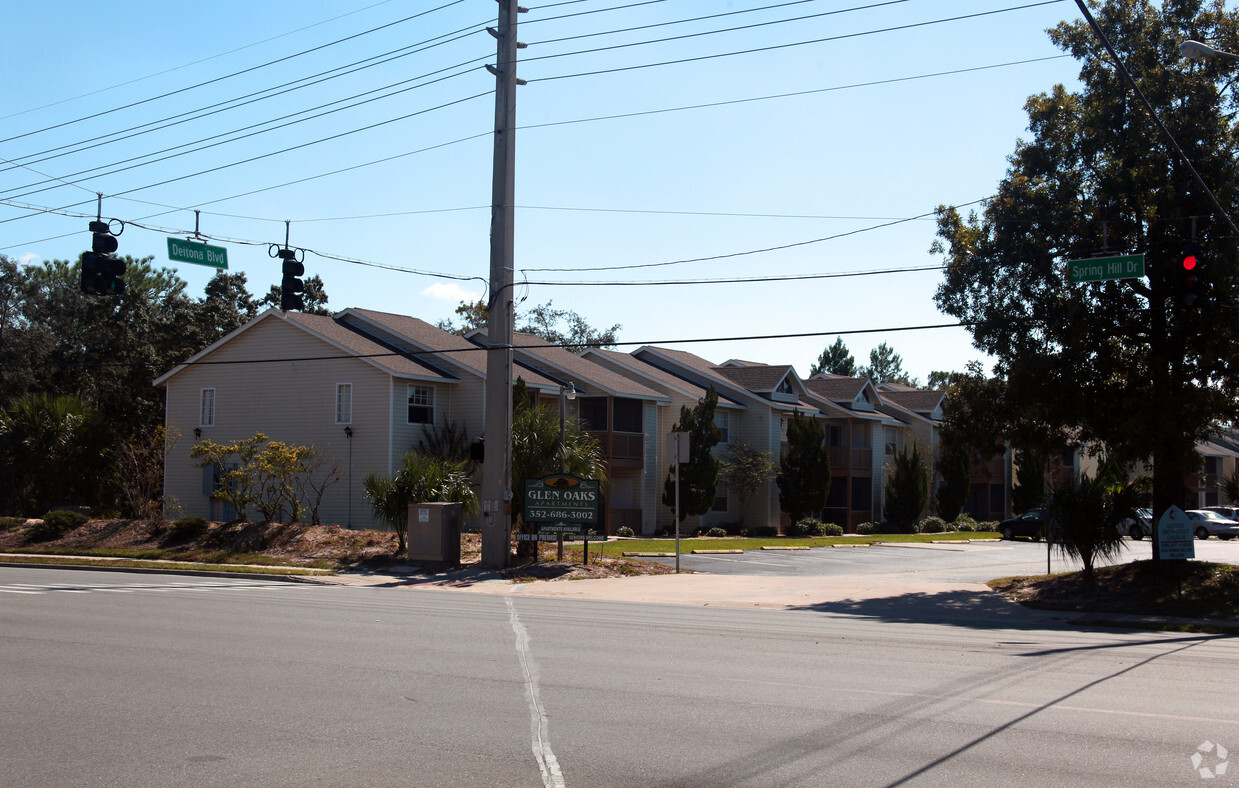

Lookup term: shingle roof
[342,308,490,376]
[284,312,452,379]
[472,331,667,400]
[585,348,712,400]
[880,389,944,416]
[803,375,869,402]
[712,364,793,392]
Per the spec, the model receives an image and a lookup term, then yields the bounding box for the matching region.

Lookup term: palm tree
[0,393,108,515]
[1046,474,1143,580]
[364,453,478,553]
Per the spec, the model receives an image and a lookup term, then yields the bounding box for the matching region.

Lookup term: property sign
[1066,254,1144,283]
[524,474,600,531]
[1157,506,1195,560]
[167,237,228,269]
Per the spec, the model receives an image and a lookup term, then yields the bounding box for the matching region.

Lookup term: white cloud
[421,282,482,302]
[18,253,41,266]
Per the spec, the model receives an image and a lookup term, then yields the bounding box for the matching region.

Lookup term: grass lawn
[575,531,1001,559]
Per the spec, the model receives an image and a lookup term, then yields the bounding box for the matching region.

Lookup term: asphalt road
[644,536,1239,581]
[3,565,1237,787]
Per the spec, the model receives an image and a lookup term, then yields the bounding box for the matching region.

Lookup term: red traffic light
[1183,255,1198,271]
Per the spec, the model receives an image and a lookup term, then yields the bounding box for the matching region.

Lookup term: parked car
[1120,508,1153,539]
[1203,506,1239,521]
[1186,510,1239,540]
[999,508,1046,540]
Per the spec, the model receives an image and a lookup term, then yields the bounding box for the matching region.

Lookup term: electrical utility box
[406,502,463,563]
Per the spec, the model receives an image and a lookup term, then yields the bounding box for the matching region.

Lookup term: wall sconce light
[344,426,353,438]
[193,428,202,439]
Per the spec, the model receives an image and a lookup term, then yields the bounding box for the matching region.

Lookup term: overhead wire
[524,0,1068,82]
[0,0,470,147]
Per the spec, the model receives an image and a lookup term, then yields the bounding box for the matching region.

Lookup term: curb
[0,559,331,584]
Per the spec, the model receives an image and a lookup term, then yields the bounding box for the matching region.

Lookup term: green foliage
[510,397,606,527]
[0,516,26,531]
[718,441,777,526]
[935,442,971,521]
[437,299,621,352]
[855,522,876,535]
[706,527,728,538]
[1223,470,1239,506]
[1012,450,1047,515]
[1046,474,1143,580]
[975,521,999,533]
[26,510,88,541]
[0,393,110,516]
[114,425,179,520]
[364,452,479,553]
[743,526,777,537]
[776,411,830,526]
[662,387,722,522]
[790,519,843,537]
[953,512,979,530]
[884,444,930,533]
[859,342,917,387]
[189,434,269,521]
[918,516,947,534]
[259,274,331,315]
[932,2,1239,517]
[169,516,210,541]
[809,337,856,377]
[615,526,635,537]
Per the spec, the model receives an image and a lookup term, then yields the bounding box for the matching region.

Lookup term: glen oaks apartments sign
[523,474,600,537]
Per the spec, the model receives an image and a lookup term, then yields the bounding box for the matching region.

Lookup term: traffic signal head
[278,248,305,311]
[81,221,124,295]
[1179,242,1205,308]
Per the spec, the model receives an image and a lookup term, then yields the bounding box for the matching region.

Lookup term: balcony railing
[588,431,644,461]
[828,447,872,471]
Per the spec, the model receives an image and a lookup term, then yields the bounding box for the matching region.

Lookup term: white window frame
[712,481,729,513]
[336,383,353,425]
[714,410,730,444]
[199,388,215,428]
[408,384,435,425]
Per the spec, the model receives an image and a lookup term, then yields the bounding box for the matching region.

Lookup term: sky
[0,0,1088,385]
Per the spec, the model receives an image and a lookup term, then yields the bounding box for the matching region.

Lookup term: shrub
[25,510,88,541]
[918,516,947,534]
[0,516,26,531]
[955,522,975,532]
[615,526,635,537]
[819,522,844,537]
[707,527,727,538]
[746,526,778,537]
[169,516,210,541]
[855,522,876,535]
[975,521,999,533]
[953,512,979,531]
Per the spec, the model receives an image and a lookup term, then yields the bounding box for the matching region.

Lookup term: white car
[1121,508,1152,539]
[1186,510,1239,540]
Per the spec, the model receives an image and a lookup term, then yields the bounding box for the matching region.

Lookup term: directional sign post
[1157,505,1195,561]
[1066,254,1144,283]
[167,238,228,269]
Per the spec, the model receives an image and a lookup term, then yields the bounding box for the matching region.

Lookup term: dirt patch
[989,560,1239,621]
[0,518,668,579]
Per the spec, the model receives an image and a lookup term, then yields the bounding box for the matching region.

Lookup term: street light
[558,381,576,474]
[1180,39,1239,61]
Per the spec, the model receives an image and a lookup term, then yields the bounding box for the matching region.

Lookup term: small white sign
[1157,506,1195,560]
[418,508,430,523]
[667,432,690,463]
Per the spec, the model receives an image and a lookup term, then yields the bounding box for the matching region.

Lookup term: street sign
[524,474,600,526]
[167,238,228,269]
[1066,254,1144,283]
[1157,506,1195,560]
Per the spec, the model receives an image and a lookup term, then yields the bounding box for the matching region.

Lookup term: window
[336,383,352,424]
[884,428,900,457]
[579,397,608,431]
[714,410,730,443]
[850,477,872,512]
[826,425,845,447]
[407,385,434,425]
[199,388,215,427]
[776,378,793,395]
[613,398,642,433]
[712,482,729,513]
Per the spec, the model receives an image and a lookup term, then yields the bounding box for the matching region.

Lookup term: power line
[0,0,405,122]
[0,0,470,147]
[526,0,1067,82]
[0,23,492,178]
[521,264,948,288]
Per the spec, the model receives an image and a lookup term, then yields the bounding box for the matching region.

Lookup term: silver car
[1121,508,1153,539]
[1186,510,1239,540]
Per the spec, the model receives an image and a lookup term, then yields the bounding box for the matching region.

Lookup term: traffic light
[81,220,125,295]
[1179,242,1204,308]
[278,248,305,311]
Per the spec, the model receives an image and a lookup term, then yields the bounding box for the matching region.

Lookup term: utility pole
[480,0,524,568]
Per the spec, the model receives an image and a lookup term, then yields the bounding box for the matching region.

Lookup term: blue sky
[0,0,1085,384]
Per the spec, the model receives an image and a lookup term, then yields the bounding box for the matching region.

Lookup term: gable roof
[471,330,668,401]
[154,308,450,387]
[582,348,715,402]
[803,375,869,402]
[879,388,945,417]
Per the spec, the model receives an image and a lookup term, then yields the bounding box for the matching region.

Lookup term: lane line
[506,596,565,788]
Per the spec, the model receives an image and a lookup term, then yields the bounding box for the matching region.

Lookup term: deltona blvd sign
[167,238,228,269]
[524,474,600,534]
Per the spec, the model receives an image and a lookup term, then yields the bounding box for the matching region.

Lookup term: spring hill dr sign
[524,474,600,534]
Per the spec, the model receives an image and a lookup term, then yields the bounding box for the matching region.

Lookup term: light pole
[1180,39,1239,62]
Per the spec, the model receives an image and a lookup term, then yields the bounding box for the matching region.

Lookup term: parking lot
[642,537,1239,583]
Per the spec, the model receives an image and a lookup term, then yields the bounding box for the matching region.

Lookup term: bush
[855,522,876,535]
[745,526,778,537]
[918,516,947,534]
[25,510,88,541]
[615,526,635,537]
[955,522,975,532]
[789,519,844,537]
[707,527,727,538]
[169,516,210,541]
[953,512,979,531]
[0,516,26,531]
[975,521,999,533]
[819,522,844,537]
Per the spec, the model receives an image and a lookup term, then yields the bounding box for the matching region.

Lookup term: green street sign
[167,238,228,269]
[1066,253,1144,283]
[524,474,600,526]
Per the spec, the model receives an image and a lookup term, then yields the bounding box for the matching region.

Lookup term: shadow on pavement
[787,587,1098,631]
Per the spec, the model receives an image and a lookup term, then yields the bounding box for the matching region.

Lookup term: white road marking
[506,596,565,788]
